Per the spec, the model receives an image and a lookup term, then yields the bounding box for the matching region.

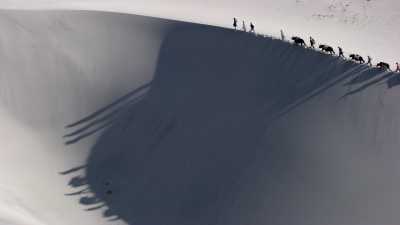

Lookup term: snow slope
[74,24,400,225]
[0,0,399,63]
[1,6,400,225]
[0,10,175,225]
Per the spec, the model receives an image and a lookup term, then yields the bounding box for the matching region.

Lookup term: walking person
[242,20,247,32]
[280,29,285,41]
[338,47,344,58]
[367,56,372,66]
[233,18,238,30]
[309,36,316,48]
[250,22,255,33]
[396,62,400,73]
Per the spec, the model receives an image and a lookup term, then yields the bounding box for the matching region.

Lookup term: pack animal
[377,62,391,71]
[292,36,306,46]
[349,54,365,64]
[319,44,335,54]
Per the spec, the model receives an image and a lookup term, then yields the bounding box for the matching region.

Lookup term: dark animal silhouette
[319,44,327,51]
[377,62,391,71]
[292,36,306,46]
[319,44,335,54]
[349,54,365,64]
[349,54,357,60]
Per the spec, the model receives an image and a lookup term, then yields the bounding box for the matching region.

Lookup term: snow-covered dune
[1,8,400,225]
[1,0,399,63]
[0,10,175,225]
[76,23,399,225]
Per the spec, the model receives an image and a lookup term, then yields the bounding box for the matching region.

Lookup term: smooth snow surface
[0,10,174,225]
[1,7,400,225]
[0,0,399,63]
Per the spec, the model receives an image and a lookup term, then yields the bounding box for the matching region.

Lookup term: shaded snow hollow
[72,23,400,225]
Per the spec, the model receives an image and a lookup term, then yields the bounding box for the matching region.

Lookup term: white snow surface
[0,10,174,225]
[0,0,399,63]
[0,1,400,225]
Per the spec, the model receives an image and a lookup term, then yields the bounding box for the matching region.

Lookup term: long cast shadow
[59,165,86,175]
[387,75,400,89]
[66,82,152,129]
[344,67,383,86]
[63,83,151,145]
[340,72,395,99]
[63,24,400,225]
[61,83,151,213]
[267,63,368,124]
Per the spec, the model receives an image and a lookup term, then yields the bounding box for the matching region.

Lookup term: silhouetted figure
[242,20,247,32]
[309,36,316,48]
[377,62,391,71]
[395,62,400,73]
[319,44,335,54]
[250,22,255,33]
[367,56,372,66]
[292,36,306,46]
[349,54,365,63]
[338,47,344,58]
[233,18,238,30]
[280,29,285,41]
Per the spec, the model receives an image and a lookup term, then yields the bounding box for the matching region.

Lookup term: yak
[349,54,365,64]
[377,62,391,71]
[319,44,328,49]
[319,44,335,54]
[292,36,306,46]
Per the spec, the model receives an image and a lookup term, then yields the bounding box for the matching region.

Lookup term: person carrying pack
[338,47,344,58]
[280,29,285,41]
[250,22,255,33]
[242,20,247,32]
[233,18,238,30]
[309,36,316,48]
